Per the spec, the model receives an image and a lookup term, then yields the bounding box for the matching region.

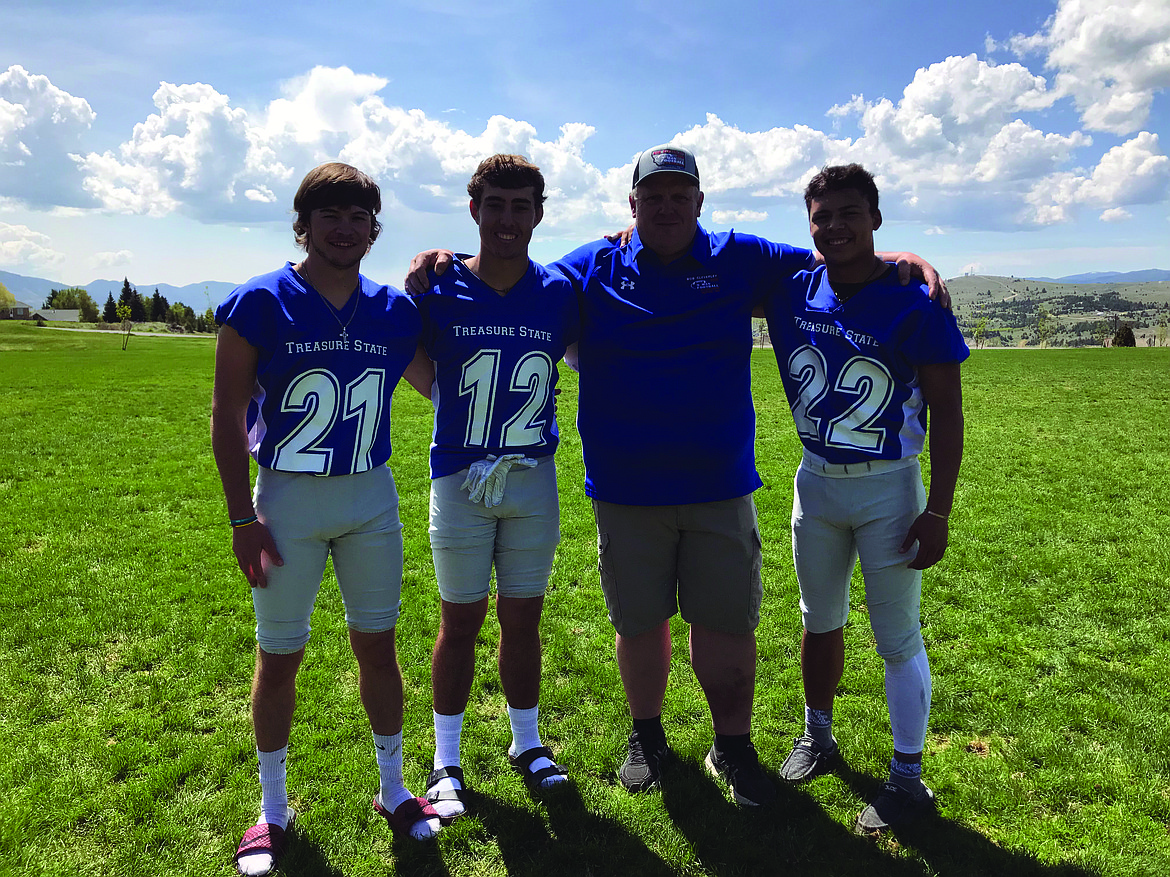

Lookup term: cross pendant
[340,327,348,346]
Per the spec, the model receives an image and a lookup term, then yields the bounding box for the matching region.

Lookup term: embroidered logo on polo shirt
[690,274,720,292]
[620,278,636,290]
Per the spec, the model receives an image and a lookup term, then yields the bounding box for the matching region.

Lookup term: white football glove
[460,456,496,504]
[461,454,537,507]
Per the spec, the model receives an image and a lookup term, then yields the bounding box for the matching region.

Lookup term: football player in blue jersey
[404,155,578,820]
[211,162,441,874]
[764,164,967,836]
[406,145,944,809]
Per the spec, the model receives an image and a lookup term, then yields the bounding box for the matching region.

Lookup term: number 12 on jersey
[459,349,554,449]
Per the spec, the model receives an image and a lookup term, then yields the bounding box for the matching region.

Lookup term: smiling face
[471,184,542,262]
[807,188,882,273]
[302,204,373,271]
[630,174,704,263]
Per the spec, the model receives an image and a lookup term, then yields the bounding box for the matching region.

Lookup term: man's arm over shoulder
[876,251,948,305]
[548,238,614,292]
[730,233,817,317]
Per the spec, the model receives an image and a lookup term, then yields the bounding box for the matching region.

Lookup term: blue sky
[1,0,1167,290]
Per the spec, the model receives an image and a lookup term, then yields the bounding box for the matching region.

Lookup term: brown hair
[804,163,880,215]
[292,162,383,250]
[466,154,547,207]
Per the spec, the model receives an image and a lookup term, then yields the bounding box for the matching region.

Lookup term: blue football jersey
[215,263,421,475]
[764,265,969,466]
[553,226,815,505]
[416,259,579,479]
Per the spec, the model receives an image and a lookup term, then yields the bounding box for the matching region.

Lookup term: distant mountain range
[0,268,238,309]
[4,266,1168,310]
[1020,269,1170,284]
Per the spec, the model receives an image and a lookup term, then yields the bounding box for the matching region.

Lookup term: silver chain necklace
[299,264,358,345]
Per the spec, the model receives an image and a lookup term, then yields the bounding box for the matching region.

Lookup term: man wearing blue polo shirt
[551,146,815,805]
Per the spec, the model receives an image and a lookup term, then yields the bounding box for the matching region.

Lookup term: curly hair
[804,163,879,215]
[466,154,547,207]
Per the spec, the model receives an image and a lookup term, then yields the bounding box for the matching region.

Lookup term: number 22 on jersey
[788,344,894,453]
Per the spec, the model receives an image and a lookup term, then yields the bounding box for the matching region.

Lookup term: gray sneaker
[778,735,839,783]
[854,781,936,835]
[704,742,777,807]
[619,731,671,792]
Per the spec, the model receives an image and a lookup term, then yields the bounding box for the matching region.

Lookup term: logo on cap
[652,149,687,169]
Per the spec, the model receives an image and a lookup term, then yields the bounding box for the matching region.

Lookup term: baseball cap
[631,144,700,188]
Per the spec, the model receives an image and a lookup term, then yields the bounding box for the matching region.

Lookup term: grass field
[0,321,1167,877]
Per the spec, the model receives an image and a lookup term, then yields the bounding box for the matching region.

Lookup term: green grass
[1,322,1167,876]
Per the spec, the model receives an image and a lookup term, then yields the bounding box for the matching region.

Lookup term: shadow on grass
[275,826,346,877]
[661,754,1104,877]
[837,761,1103,877]
[389,828,455,877]
[472,780,674,877]
[661,755,906,876]
[267,812,453,877]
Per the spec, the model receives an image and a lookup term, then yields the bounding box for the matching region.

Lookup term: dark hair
[467,154,547,206]
[292,162,383,250]
[804,163,879,215]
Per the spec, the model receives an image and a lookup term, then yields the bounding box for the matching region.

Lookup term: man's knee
[497,595,544,636]
[875,628,925,664]
[349,626,399,672]
[254,647,304,691]
[438,597,491,642]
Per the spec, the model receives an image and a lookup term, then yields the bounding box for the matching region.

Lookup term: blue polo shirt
[552,225,815,505]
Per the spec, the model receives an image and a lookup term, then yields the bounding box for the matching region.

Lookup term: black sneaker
[854,781,936,835]
[778,735,839,783]
[619,730,671,792]
[704,742,776,807]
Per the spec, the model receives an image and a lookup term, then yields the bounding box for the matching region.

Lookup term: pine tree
[102,293,118,323]
[150,289,169,322]
[130,288,147,322]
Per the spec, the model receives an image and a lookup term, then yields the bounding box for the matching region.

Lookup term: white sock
[433,710,465,769]
[374,731,440,840]
[884,648,932,755]
[373,731,409,808]
[258,746,289,828]
[430,711,467,820]
[507,704,565,787]
[238,747,289,876]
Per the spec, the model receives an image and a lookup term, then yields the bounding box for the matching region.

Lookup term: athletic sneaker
[854,781,936,835]
[778,735,839,783]
[704,742,776,807]
[619,730,671,792]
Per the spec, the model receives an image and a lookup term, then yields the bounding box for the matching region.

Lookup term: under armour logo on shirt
[620,278,635,290]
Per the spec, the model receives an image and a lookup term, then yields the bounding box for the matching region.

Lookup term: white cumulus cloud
[1006,0,1170,134]
[1024,132,1170,224]
[0,65,96,207]
[0,221,65,269]
[93,250,134,268]
[3,52,1168,244]
[76,80,286,221]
